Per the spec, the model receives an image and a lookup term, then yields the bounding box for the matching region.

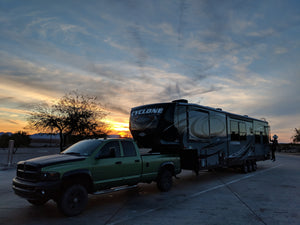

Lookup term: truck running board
[93,185,138,195]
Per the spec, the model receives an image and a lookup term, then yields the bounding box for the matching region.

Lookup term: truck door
[120,140,142,185]
[92,141,124,189]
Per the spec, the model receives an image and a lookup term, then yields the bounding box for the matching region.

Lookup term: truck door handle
[135,160,140,163]
[115,161,122,165]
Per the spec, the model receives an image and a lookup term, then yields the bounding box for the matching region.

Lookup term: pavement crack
[104,200,128,225]
[215,172,268,225]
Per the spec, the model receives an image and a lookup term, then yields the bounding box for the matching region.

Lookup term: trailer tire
[252,161,257,171]
[247,161,253,172]
[242,163,248,173]
[58,184,88,216]
[157,169,173,192]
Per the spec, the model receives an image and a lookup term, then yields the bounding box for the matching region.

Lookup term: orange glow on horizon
[107,120,132,138]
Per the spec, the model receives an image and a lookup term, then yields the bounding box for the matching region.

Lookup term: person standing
[271,134,278,161]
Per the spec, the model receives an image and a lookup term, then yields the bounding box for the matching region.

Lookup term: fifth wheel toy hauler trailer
[130,99,270,173]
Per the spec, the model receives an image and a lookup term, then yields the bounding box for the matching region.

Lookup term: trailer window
[263,126,269,144]
[188,108,209,141]
[239,123,246,141]
[210,112,226,137]
[254,121,266,144]
[230,121,239,141]
[230,121,247,141]
[130,107,164,130]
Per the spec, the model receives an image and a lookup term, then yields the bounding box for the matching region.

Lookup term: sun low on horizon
[105,119,132,138]
[1,117,132,138]
[0,106,132,138]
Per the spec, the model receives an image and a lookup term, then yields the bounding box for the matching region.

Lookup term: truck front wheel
[157,169,173,192]
[58,184,88,216]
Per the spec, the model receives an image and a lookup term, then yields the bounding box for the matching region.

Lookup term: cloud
[0,0,299,142]
[7,119,19,125]
[274,47,288,54]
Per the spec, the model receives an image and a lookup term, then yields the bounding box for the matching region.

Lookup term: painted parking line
[191,164,281,197]
[107,164,282,225]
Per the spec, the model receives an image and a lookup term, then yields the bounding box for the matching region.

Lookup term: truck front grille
[17,164,40,182]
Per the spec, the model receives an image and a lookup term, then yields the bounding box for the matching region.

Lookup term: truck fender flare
[159,162,175,175]
[61,169,93,192]
[62,169,92,179]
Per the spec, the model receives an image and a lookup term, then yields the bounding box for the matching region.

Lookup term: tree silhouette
[0,131,31,152]
[11,131,31,153]
[27,91,109,151]
[292,128,300,143]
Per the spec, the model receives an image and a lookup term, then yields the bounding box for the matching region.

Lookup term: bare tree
[27,91,109,151]
[292,128,300,143]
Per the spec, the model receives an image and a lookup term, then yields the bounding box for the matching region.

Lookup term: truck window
[121,141,137,157]
[62,139,103,156]
[97,141,121,158]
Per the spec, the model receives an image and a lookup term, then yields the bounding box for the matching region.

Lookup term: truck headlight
[40,172,60,181]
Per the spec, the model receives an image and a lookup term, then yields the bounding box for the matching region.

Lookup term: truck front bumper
[12,177,61,201]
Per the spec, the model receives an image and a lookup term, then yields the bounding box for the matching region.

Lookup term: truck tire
[58,184,88,216]
[157,169,173,192]
[28,199,49,206]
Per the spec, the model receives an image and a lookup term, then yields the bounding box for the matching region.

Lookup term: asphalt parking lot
[0,151,299,225]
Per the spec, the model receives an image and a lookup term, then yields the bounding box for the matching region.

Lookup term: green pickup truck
[12,138,181,216]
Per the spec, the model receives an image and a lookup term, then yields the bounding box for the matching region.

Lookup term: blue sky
[0,0,299,142]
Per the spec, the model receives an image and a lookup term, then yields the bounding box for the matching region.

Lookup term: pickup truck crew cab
[12,138,181,216]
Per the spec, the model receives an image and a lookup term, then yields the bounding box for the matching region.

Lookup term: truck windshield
[62,140,103,156]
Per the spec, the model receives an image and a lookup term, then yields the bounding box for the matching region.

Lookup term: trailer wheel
[58,184,88,216]
[157,169,173,192]
[242,163,248,173]
[247,161,253,172]
[252,161,257,171]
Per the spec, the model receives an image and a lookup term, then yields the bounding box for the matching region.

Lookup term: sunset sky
[0,0,299,142]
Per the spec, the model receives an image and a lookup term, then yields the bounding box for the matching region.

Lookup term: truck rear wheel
[58,184,88,216]
[157,169,173,192]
